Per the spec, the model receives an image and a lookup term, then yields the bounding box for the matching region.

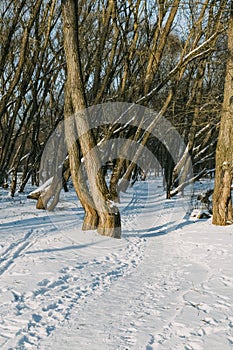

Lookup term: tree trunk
[212,5,233,226]
[63,87,99,230]
[62,0,121,238]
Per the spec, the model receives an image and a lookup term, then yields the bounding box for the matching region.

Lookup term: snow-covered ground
[0,178,232,350]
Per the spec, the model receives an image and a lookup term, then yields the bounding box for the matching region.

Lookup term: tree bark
[212,4,233,225]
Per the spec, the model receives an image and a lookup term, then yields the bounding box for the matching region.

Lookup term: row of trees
[0,0,232,237]
[0,0,64,195]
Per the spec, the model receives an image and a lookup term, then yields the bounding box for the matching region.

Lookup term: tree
[212,3,233,226]
[61,0,121,238]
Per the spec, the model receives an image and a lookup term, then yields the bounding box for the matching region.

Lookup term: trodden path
[0,180,232,349]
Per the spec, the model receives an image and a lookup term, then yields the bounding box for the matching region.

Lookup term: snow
[0,178,232,350]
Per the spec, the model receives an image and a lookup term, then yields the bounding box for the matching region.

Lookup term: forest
[0,0,232,238]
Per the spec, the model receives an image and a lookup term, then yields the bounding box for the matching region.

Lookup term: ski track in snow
[0,230,146,349]
[0,230,35,276]
[0,185,147,349]
[0,179,233,350]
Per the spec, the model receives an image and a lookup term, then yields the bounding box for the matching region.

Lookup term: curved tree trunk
[64,87,99,230]
[62,0,121,238]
